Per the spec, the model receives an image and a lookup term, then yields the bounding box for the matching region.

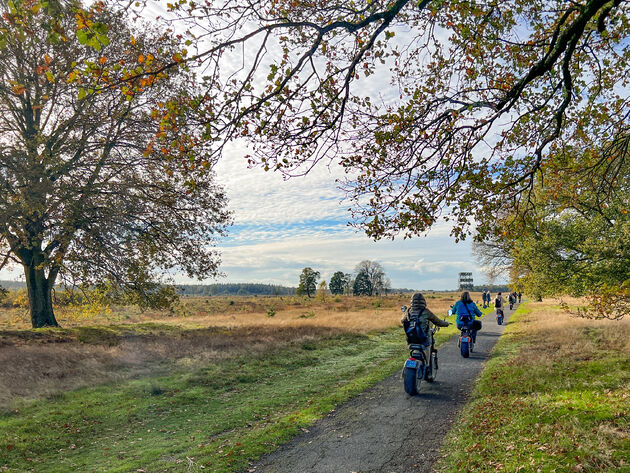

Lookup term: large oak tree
[0,0,231,327]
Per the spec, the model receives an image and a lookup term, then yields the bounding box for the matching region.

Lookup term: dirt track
[250,304,517,473]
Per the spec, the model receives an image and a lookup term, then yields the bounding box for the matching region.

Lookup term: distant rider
[495,292,504,311]
[451,291,483,343]
[508,292,515,309]
[402,293,450,347]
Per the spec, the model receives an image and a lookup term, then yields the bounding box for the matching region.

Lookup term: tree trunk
[24,262,58,328]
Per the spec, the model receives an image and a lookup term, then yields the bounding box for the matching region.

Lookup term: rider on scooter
[452,291,483,342]
[401,293,450,347]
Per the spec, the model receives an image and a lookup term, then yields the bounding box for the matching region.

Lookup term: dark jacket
[401,293,450,330]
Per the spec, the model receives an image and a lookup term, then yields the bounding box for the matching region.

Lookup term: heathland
[0,291,463,472]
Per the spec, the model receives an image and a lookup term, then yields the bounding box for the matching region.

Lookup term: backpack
[404,309,428,345]
[459,303,473,323]
[495,297,502,308]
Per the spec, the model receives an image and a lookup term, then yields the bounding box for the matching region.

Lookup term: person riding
[508,292,515,305]
[451,291,483,342]
[495,292,504,310]
[401,293,450,348]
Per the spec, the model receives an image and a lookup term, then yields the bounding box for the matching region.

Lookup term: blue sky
[209,142,496,290]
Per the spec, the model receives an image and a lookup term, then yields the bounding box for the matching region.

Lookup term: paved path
[249,304,518,473]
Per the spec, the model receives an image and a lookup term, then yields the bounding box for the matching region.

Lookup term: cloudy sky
[0,11,499,291]
[211,142,494,291]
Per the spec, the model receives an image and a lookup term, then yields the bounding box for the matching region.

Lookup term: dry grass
[509,299,630,364]
[0,292,466,406]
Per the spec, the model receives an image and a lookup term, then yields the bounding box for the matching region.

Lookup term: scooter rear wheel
[403,367,418,395]
[460,340,470,358]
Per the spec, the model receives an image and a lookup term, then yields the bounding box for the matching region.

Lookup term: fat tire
[425,352,437,382]
[460,340,470,358]
[403,367,418,395]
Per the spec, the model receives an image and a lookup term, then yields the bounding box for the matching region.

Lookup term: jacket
[401,293,450,346]
[451,300,482,326]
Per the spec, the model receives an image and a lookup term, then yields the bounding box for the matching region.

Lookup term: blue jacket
[452,301,482,326]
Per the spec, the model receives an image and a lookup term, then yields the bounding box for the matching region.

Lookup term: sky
[210,142,495,291]
[186,19,497,291]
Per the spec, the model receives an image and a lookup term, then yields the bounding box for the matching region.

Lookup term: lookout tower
[458,272,474,290]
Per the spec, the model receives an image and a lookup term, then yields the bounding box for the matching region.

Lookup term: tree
[354,260,389,296]
[476,139,630,316]
[296,267,320,298]
[316,280,328,301]
[329,271,349,295]
[152,0,629,241]
[353,270,372,296]
[0,0,231,327]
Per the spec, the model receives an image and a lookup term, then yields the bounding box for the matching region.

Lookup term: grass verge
[434,302,630,473]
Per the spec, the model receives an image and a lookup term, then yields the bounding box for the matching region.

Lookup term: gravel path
[249,304,518,473]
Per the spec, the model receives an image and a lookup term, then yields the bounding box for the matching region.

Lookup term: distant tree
[329,271,349,295]
[354,261,388,296]
[353,270,372,296]
[344,273,353,295]
[297,267,320,298]
[316,280,328,301]
[0,1,230,327]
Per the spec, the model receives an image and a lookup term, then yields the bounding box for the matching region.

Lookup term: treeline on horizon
[178,283,420,296]
[0,281,509,296]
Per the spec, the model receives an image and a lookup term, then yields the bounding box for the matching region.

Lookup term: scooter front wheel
[424,351,438,382]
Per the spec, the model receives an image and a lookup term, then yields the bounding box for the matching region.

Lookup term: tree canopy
[0,0,231,327]
[353,260,390,296]
[329,271,350,295]
[142,0,630,242]
[475,137,630,317]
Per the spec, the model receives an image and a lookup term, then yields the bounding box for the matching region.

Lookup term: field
[435,301,630,472]
[0,291,473,472]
